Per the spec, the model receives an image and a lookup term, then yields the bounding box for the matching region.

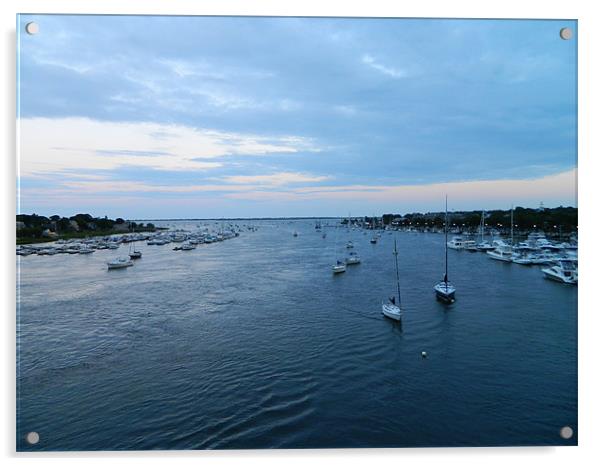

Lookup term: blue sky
[17,15,577,218]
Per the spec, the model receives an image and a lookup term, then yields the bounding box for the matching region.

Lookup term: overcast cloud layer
[17,15,577,218]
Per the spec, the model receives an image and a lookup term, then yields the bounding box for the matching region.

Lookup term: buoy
[421,351,428,358]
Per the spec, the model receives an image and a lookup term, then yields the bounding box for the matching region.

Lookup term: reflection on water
[17,220,577,450]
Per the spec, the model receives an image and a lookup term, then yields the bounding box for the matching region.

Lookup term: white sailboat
[476,210,494,251]
[345,251,361,265]
[434,196,456,303]
[486,207,514,262]
[332,225,346,274]
[382,238,402,321]
[107,257,133,270]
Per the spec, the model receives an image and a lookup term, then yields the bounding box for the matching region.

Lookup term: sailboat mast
[510,205,514,245]
[394,238,401,306]
[445,196,448,283]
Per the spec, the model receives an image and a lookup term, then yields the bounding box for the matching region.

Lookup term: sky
[17,15,577,219]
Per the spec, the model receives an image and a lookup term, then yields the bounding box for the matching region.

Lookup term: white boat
[434,196,456,303]
[382,238,402,321]
[447,237,464,250]
[346,241,354,249]
[486,243,514,262]
[79,246,94,254]
[345,251,361,265]
[542,259,577,284]
[181,241,196,250]
[462,240,478,252]
[107,257,133,270]
[476,241,495,251]
[332,260,347,274]
[512,251,535,265]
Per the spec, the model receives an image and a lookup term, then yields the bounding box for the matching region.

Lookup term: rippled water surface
[17,220,577,450]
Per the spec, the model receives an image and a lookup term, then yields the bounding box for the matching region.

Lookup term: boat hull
[382,303,401,321]
[434,282,456,303]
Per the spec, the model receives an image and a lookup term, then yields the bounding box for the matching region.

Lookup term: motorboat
[463,240,478,252]
[486,240,513,262]
[542,260,577,284]
[447,237,464,250]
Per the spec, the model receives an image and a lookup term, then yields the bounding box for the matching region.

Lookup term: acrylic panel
[16,15,577,451]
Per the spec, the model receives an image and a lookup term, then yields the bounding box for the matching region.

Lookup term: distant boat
[382,238,402,321]
[434,196,456,303]
[293,231,298,237]
[542,259,578,284]
[181,241,196,250]
[370,237,377,244]
[447,237,464,250]
[332,260,347,274]
[332,226,346,274]
[462,240,478,252]
[129,242,142,259]
[346,241,354,249]
[486,240,514,262]
[107,257,133,270]
[345,251,361,265]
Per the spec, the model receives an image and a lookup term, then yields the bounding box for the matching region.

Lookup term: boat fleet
[17,226,241,270]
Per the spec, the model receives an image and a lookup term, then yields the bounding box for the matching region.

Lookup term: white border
[2,1,601,465]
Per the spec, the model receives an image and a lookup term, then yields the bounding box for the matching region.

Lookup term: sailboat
[476,210,494,251]
[332,224,346,274]
[434,196,456,303]
[486,206,514,262]
[129,241,142,259]
[382,238,402,321]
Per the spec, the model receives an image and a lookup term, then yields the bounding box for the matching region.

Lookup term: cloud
[220,172,332,186]
[361,54,407,78]
[19,117,320,177]
[224,169,577,206]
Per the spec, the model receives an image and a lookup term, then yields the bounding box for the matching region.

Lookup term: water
[16,220,577,450]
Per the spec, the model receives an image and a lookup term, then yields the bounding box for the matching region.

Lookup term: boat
[129,241,142,259]
[345,251,361,265]
[370,237,377,244]
[447,237,464,250]
[332,227,346,274]
[382,238,402,321]
[293,231,298,237]
[332,260,347,274]
[462,240,478,252]
[346,241,354,249]
[181,241,196,250]
[434,196,456,303]
[512,250,535,265]
[486,240,514,262]
[107,257,133,270]
[542,259,577,284]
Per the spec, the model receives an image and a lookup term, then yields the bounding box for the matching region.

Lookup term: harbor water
[16,219,577,450]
